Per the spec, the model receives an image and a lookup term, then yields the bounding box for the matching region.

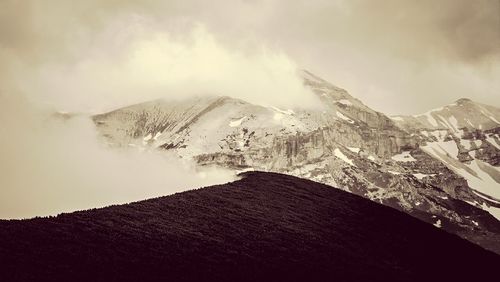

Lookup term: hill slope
[0,172,498,282]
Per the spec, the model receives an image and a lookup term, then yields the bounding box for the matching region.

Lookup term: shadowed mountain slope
[0,172,498,282]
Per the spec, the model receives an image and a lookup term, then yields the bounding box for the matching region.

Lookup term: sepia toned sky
[1,0,499,114]
[0,0,500,218]
[0,0,500,114]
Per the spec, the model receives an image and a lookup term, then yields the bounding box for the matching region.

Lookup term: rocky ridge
[92,70,500,253]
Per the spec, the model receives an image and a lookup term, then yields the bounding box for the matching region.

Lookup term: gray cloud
[2,0,499,63]
[0,0,499,218]
[2,0,498,115]
[244,0,500,113]
[326,0,500,63]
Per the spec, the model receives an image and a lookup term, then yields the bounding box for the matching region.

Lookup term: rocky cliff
[92,70,500,253]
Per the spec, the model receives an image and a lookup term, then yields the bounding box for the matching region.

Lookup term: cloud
[0,0,499,218]
[254,0,500,64]
[1,0,320,113]
[263,0,500,114]
[0,0,319,219]
[23,24,319,113]
[0,93,236,219]
[1,0,499,115]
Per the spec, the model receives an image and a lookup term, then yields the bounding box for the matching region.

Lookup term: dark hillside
[0,172,498,282]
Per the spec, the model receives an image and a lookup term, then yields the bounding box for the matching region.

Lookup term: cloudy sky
[0,0,499,218]
[1,0,499,114]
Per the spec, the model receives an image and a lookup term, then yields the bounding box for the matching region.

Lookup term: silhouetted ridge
[0,172,498,282]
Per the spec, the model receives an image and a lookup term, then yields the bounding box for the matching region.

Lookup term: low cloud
[0,1,318,219]
[0,0,498,218]
[0,94,236,219]
[13,21,319,113]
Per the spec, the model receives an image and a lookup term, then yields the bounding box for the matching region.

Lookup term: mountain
[92,70,500,253]
[392,98,500,132]
[1,172,498,282]
[391,99,500,213]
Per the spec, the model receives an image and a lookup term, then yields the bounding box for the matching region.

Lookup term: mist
[0,1,318,219]
[23,24,319,113]
[1,0,499,218]
[0,93,236,219]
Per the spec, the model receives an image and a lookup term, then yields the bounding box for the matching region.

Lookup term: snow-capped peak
[392,98,500,133]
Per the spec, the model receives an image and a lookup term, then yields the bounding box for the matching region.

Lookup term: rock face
[92,70,500,253]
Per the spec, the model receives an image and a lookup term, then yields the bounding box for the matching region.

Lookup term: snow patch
[413,173,435,180]
[236,167,255,174]
[479,107,500,124]
[269,106,294,115]
[421,111,438,127]
[472,140,482,148]
[446,160,500,201]
[273,113,283,121]
[391,151,416,162]
[229,116,246,127]
[429,130,448,142]
[336,99,352,106]
[424,141,459,160]
[433,219,442,228]
[481,203,500,220]
[336,111,354,124]
[334,148,356,167]
[448,115,459,132]
[347,147,360,153]
[153,132,162,140]
[489,115,500,124]
[436,115,454,132]
[460,139,471,150]
[486,136,500,150]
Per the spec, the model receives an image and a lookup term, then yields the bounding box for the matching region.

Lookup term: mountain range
[1,172,498,282]
[92,70,500,253]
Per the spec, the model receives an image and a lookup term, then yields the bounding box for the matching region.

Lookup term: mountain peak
[298,69,327,84]
[392,97,500,133]
[455,98,473,105]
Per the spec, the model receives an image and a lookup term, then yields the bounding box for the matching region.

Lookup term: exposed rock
[92,71,500,253]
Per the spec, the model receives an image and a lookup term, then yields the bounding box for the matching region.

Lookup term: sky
[1,0,499,114]
[0,0,499,218]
